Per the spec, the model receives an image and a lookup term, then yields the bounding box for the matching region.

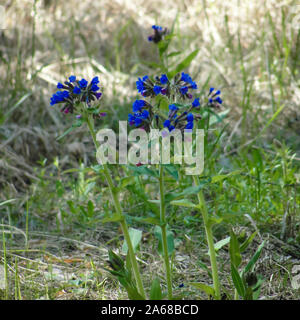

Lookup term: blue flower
[50,75,103,115]
[168,125,175,132]
[91,84,100,92]
[128,114,135,125]
[132,100,145,112]
[69,75,76,82]
[141,110,149,119]
[152,25,163,31]
[73,87,81,94]
[190,81,197,89]
[148,25,168,44]
[187,113,194,122]
[50,90,70,106]
[160,74,168,84]
[181,72,192,83]
[208,88,222,105]
[192,98,200,107]
[215,96,222,104]
[136,75,149,93]
[180,86,188,95]
[134,117,142,127]
[164,119,171,128]
[91,76,100,85]
[79,78,88,89]
[185,121,194,129]
[153,85,162,95]
[169,104,178,111]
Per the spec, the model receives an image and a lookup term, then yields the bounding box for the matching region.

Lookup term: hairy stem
[159,165,173,299]
[193,176,221,300]
[86,114,146,299]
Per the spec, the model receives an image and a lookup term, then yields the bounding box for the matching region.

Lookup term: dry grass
[0,0,299,300]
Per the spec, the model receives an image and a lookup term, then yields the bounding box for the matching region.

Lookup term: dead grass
[0,0,299,300]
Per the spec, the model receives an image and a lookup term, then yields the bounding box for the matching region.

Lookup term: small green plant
[50,75,146,299]
[229,229,264,300]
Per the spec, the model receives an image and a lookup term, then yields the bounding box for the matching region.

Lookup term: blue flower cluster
[163,103,199,131]
[129,71,223,133]
[208,88,222,105]
[148,25,168,43]
[50,75,102,115]
[180,72,197,90]
[135,72,198,101]
[152,25,162,31]
[136,76,149,94]
[128,110,150,127]
[50,90,70,106]
[128,99,150,128]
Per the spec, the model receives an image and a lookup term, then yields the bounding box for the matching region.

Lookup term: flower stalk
[193,175,221,300]
[158,164,173,299]
[85,112,146,299]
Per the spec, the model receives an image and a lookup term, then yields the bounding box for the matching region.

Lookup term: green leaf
[164,164,179,181]
[207,216,223,228]
[243,241,265,274]
[189,282,215,298]
[167,49,199,79]
[83,182,96,196]
[229,230,242,268]
[101,213,123,224]
[214,236,230,252]
[170,199,197,208]
[244,287,254,300]
[165,181,210,202]
[240,231,258,253]
[56,119,83,141]
[154,226,175,256]
[87,200,94,217]
[126,287,146,300]
[131,216,161,226]
[147,200,160,205]
[155,95,169,112]
[122,228,143,254]
[167,51,182,58]
[128,165,159,178]
[0,199,16,207]
[91,165,104,173]
[119,176,135,188]
[67,200,77,214]
[211,170,243,183]
[108,249,125,271]
[150,278,163,300]
[231,263,246,298]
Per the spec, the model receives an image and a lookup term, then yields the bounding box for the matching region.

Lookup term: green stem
[159,165,173,299]
[86,114,146,299]
[234,289,239,300]
[193,176,221,300]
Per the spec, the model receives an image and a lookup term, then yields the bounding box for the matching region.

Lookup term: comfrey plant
[126,70,223,299]
[134,23,229,300]
[49,23,234,300]
[50,75,146,299]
